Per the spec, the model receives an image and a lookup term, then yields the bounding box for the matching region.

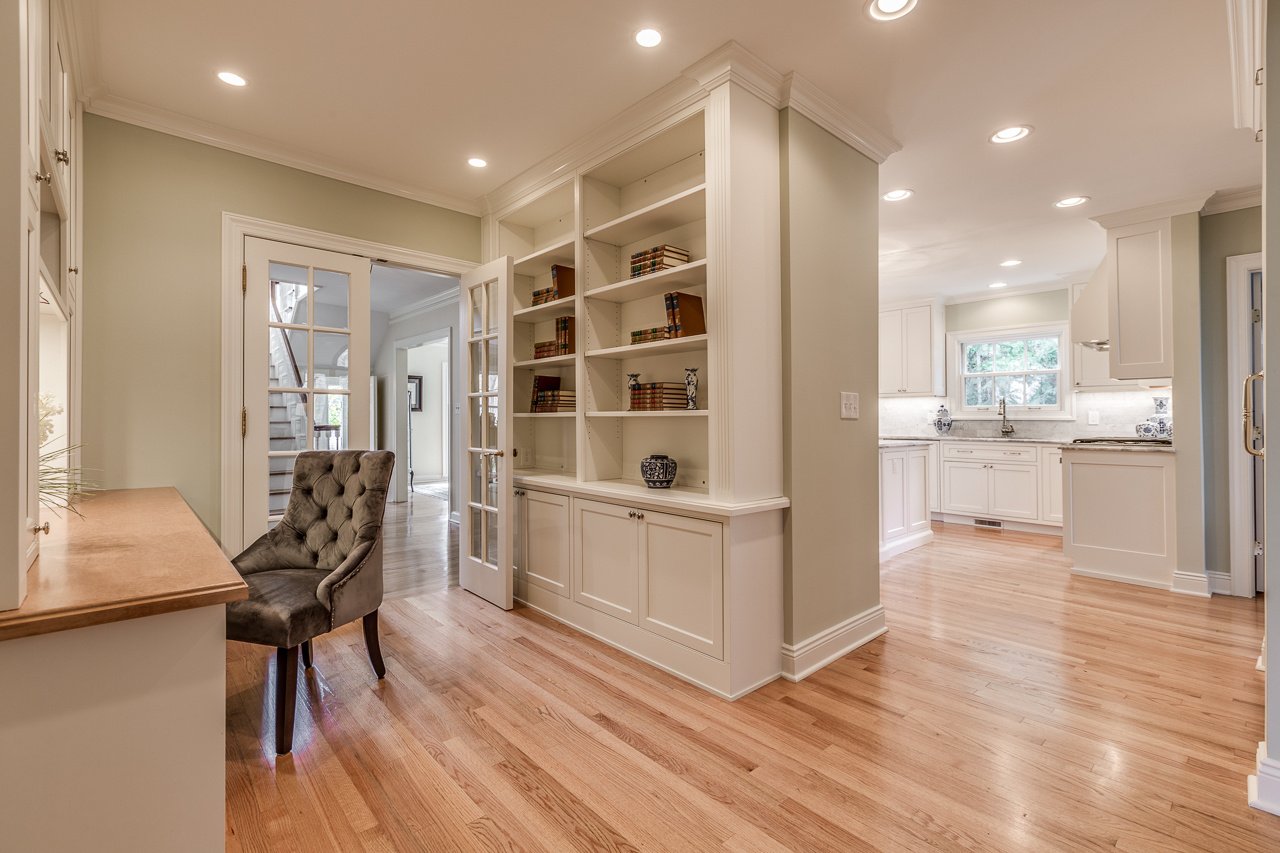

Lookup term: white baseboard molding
[937,513,1063,535]
[1070,566,1172,591]
[879,529,933,560]
[1171,570,1211,598]
[1249,743,1280,816]
[1208,570,1234,596]
[780,605,887,682]
[449,511,460,525]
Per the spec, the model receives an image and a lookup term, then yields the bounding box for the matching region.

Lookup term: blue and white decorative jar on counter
[933,404,953,436]
[640,454,677,489]
[1136,395,1173,438]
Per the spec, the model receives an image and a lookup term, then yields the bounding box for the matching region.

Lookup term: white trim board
[219,213,476,555]
[1204,187,1262,215]
[1226,252,1264,597]
[781,605,887,682]
[1171,570,1211,598]
[1249,743,1280,816]
[880,530,933,561]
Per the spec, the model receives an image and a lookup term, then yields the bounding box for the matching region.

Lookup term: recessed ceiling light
[999,259,1023,267]
[1055,196,1090,208]
[217,71,247,87]
[867,0,918,21]
[989,282,1009,289]
[467,157,488,168]
[990,125,1032,144]
[882,188,914,201]
[635,28,662,47]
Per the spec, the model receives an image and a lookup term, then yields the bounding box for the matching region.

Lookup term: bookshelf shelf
[586,334,708,360]
[515,412,576,419]
[513,296,575,324]
[585,259,708,304]
[584,184,706,247]
[514,239,575,277]
[586,410,706,418]
[515,354,575,369]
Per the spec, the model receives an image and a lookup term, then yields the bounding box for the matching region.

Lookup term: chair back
[280,450,395,570]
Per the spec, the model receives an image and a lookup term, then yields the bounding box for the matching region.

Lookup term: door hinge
[1254,308,1262,324]
[241,264,247,295]
[240,407,247,438]
[1255,541,1265,558]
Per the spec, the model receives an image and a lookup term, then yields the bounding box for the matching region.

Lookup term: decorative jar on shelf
[933,404,953,436]
[640,454,677,489]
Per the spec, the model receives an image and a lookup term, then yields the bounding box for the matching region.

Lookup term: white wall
[406,340,448,481]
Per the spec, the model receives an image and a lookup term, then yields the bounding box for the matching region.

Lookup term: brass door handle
[32,522,49,535]
[1243,371,1265,458]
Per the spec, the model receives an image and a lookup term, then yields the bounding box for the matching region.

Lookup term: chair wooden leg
[301,639,313,670]
[362,610,386,679]
[275,645,299,754]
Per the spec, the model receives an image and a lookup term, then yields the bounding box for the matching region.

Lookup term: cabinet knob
[55,149,69,165]
[68,267,79,275]
[628,510,636,518]
[32,521,49,535]
[636,512,645,520]
[34,171,51,184]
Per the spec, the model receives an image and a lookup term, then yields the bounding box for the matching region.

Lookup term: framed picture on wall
[408,375,423,412]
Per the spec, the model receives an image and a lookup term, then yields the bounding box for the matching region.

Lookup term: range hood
[1072,259,1110,350]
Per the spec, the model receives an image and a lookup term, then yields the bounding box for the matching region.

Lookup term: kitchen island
[0,488,246,853]
[879,440,933,558]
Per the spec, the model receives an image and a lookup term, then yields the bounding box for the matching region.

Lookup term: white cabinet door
[573,498,638,623]
[901,305,934,394]
[942,461,988,515]
[638,510,723,659]
[907,448,931,534]
[1108,218,1173,380]
[880,449,907,541]
[878,309,903,395]
[988,463,1039,520]
[1040,448,1063,524]
[525,490,570,597]
[926,441,941,513]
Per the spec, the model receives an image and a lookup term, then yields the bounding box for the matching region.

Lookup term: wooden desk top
[0,487,248,642]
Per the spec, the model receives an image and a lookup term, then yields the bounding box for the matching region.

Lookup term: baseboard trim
[937,514,1062,535]
[1208,570,1233,595]
[1070,566,1171,591]
[879,529,933,560]
[780,605,887,682]
[1249,743,1280,816]
[449,511,460,525]
[1171,570,1211,598]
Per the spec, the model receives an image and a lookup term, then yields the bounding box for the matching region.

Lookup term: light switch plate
[1088,410,1100,425]
[840,391,860,420]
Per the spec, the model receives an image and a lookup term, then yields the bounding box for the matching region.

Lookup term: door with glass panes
[243,237,371,541]
[460,257,514,610]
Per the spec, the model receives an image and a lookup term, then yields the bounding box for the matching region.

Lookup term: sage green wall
[780,109,881,645]
[945,289,1070,331]
[1200,206,1262,575]
[82,115,481,538]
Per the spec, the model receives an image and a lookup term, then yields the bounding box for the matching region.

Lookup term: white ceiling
[69,0,1261,302]
[369,264,458,315]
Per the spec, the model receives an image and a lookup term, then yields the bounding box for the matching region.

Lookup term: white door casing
[243,237,371,541]
[459,257,514,610]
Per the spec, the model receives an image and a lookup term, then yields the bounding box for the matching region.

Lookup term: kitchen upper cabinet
[1107,218,1174,381]
[1072,280,1132,390]
[880,301,943,396]
[1040,447,1063,525]
[515,489,570,597]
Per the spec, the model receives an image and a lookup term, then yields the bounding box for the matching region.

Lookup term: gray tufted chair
[227,449,395,754]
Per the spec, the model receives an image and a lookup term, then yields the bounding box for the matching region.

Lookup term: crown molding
[681,40,786,105]
[1226,0,1265,131]
[84,94,484,217]
[1203,186,1262,216]
[389,286,460,324]
[61,0,104,101]
[781,74,900,164]
[1090,193,1215,230]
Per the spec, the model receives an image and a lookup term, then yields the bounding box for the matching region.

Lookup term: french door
[460,257,514,609]
[242,237,371,541]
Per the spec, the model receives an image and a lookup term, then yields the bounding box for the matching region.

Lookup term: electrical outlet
[840,392,860,420]
[1088,410,1100,425]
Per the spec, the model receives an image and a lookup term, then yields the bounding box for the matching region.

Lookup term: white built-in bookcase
[493,97,780,510]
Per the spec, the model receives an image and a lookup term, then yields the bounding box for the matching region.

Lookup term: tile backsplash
[880,391,1170,441]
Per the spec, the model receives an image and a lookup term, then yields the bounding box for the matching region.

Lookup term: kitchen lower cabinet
[515,489,570,597]
[573,498,639,622]
[880,444,933,558]
[942,460,990,516]
[942,459,1038,520]
[1040,447,1064,524]
[639,511,723,658]
[927,441,941,514]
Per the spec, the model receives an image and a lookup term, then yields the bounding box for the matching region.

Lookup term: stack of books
[630,245,689,278]
[533,316,575,359]
[663,291,706,338]
[530,375,575,413]
[630,326,672,345]
[531,265,576,306]
[630,382,688,411]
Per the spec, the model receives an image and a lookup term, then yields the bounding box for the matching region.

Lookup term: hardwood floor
[225,522,1280,852]
[381,492,457,599]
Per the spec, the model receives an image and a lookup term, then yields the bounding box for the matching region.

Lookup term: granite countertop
[1061,443,1176,454]
[878,439,935,449]
[881,435,1064,446]
[880,435,1175,453]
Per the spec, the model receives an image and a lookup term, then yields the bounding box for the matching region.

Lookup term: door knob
[32,522,49,535]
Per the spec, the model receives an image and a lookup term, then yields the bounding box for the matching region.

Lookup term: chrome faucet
[998,397,1015,436]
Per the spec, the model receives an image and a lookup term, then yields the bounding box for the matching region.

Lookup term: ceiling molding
[1203,186,1262,215]
[943,280,1076,307]
[61,0,104,101]
[1089,193,1215,230]
[389,287,461,324]
[1226,0,1265,130]
[682,40,786,105]
[84,93,485,217]
[781,73,901,164]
